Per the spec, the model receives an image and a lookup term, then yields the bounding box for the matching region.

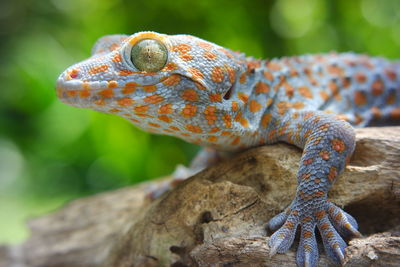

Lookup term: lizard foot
[268,201,361,267]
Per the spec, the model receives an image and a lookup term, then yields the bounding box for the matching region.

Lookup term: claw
[304,252,311,267]
[268,240,280,258]
[334,246,345,265]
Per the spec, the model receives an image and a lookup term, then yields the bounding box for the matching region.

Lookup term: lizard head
[56,31,248,147]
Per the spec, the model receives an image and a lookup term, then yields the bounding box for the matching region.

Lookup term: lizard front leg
[267,111,361,267]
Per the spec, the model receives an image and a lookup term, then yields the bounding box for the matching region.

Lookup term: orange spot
[172,43,192,54]
[144,94,164,104]
[209,127,220,133]
[157,115,172,123]
[371,106,381,119]
[123,82,138,94]
[207,136,218,142]
[169,126,180,131]
[328,80,341,100]
[325,231,334,238]
[134,105,149,113]
[188,67,204,79]
[314,210,325,220]
[197,41,212,49]
[211,66,224,83]
[332,138,346,153]
[181,104,197,118]
[261,114,272,128]
[263,71,273,81]
[119,70,134,76]
[163,62,178,71]
[303,231,312,238]
[390,107,400,119]
[231,136,240,145]
[355,72,367,83]
[221,131,230,136]
[204,51,217,60]
[158,104,173,114]
[224,68,235,84]
[385,69,397,81]
[292,102,305,109]
[94,99,106,106]
[204,106,217,125]
[112,53,122,63]
[142,85,157,93]
[319,151,330,160]
[117,97,134,106]
[148,122,160,128]
[209,93,222,102]
[303,158,313,165]
[185,124,202,133]
[342,77,351,88]
[182,89,199,102]
[234,112,249,128]
[255,82,269,94]
[231,101,239,112]
[223,114,232,128]
[298,86,312,99]
[249,100,262,113]
[108,81,118,88]
[79,90,90,98]
[180,53,193,61]
[277,101,289,115]
[319,91,329,101]
[285,83,295,98]
[239,73,247,84]
[354,91,367,106]
[89,64,109,75]
[161,74,182,86]
[290,68,299,77]
[99,89,113,98]
[320,223,330,230]
[371,78,384,96]
[386,91,397,105]
[130,118,140,123]
[267,62,281,71]
[66,90,77,97]
[327,64,343,76]
[238,92,248,103]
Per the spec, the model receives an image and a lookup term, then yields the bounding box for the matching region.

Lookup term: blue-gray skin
[56,32,400,267]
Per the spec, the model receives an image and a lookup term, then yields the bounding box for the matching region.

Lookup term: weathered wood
[1,127,399,267]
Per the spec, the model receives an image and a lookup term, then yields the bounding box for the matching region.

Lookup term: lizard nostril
[69,69,80,79]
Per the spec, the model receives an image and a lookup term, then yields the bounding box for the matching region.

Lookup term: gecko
[56,31,400,267]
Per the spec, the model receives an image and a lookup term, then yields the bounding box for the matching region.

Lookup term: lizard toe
[267,209,290,231]
[268,212,299,256]
[296,222,319,267]
[317,210,348,265]
[327,202,361,238]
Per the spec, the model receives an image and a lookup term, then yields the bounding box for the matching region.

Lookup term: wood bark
[1,127,399,267]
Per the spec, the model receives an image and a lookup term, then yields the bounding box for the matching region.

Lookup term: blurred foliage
[0,0,399,244]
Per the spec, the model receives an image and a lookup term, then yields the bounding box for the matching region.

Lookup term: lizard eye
[130,39,168,72]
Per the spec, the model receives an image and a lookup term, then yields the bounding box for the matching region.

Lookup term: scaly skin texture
[56,32,400,267]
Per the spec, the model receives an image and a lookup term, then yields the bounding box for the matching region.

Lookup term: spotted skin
[56,32,400,267]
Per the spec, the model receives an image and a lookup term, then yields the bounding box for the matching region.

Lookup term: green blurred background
[0,0,399,244]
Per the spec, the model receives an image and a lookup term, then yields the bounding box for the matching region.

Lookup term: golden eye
[130,39,168,72]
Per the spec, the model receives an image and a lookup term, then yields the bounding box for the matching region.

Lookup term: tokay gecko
[56,32,400,267]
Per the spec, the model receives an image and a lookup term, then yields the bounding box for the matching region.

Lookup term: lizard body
[56,32,400,267]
